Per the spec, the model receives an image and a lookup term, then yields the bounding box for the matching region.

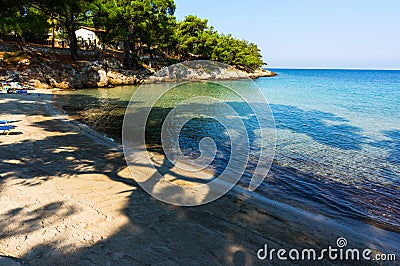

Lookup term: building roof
[78,26,107,33]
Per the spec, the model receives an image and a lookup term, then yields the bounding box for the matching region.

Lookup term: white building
[75,26,106,48]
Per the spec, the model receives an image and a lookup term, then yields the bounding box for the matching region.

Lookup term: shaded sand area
[0,91,399,265]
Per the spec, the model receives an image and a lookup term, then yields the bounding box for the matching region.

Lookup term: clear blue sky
[174,0,400,69]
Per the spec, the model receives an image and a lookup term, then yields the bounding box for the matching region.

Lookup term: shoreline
[53,87,400,233]
[49,91,400,246]
[0,90,399,264]
[53,89,400,237]
[0,43,276,90]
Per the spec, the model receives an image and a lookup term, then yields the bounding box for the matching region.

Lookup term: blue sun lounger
[0,120,9,124]
[0,125,15,135]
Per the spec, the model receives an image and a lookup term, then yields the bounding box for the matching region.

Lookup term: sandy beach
[0,91,399,265]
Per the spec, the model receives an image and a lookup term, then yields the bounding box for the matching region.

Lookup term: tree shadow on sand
[0,124,311,265]
[0,92,399,265]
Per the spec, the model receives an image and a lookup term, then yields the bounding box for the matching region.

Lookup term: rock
[106,70,138,85]
[19,59,30,66]
[97,69,108,87]
[81,70,100,88]
[100,58,123,69]
[106,70,123,85]
[29,79,51,89]
[4,71,20,82]
[145,61,277,84]
[0,42,19,52]
[247,69,277,79]
[2,44,274,90]
[146,61,249,83]
[55,81,70,90]
[49,78,57,87]
[70,78,83,88]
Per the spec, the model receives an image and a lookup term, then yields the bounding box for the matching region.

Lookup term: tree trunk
[124,30,133,69]
[51,13,55,49]
[124,40,132,69]
[66,13,78,60]
[51,23,55,48]
[69,32,78,60]
[148,43,153,59]
[17,37,23,51]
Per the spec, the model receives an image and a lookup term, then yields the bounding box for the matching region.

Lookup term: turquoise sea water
[256,69,400,231]
[57,69,400,232]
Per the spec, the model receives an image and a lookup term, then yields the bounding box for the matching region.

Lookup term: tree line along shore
[0,0,275,90]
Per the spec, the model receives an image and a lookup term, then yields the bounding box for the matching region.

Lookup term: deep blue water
[253,69,400,231]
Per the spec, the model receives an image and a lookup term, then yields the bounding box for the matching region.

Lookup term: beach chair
[0,120,9,124]
[0,125,15,135]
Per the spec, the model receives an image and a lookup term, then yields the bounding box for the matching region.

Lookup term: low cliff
[0,43,275,89]
[146,60,275,83]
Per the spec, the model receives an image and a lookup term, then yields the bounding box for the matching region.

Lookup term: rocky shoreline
[0,43,275,90]
[146,60,275,83]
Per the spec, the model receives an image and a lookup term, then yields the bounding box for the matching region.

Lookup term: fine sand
[0,91,399,265]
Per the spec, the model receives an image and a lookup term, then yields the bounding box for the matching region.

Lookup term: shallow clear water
[56,69,400,232]
[256,69,400,231]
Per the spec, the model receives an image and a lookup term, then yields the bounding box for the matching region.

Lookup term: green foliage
[174,15,264,71]
[0,4,50,43]
[0,0,266,70]
[212,34,264,71]
[93,0,176,68]
[174,15,209,58]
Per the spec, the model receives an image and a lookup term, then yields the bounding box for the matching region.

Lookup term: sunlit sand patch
[104,151,123,160]
[74,165,97,172]
[117,167,133,180]
[16,176,50,187]
[51,146,79,154]
[0,173,134,258]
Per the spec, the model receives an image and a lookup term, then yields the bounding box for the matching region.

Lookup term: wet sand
[0,91,399,265]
